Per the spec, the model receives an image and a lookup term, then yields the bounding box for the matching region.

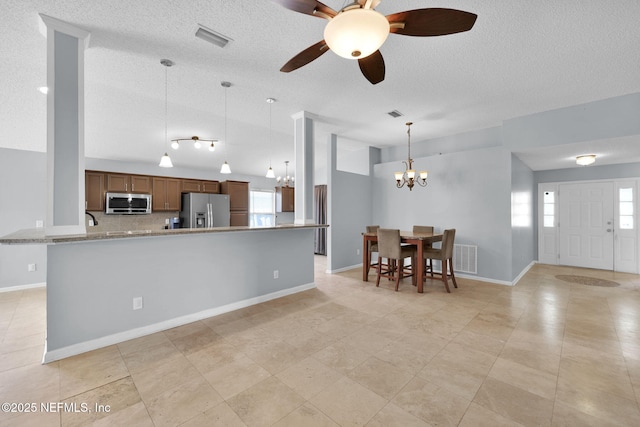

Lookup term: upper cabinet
[276,186,294,212]
[152,177,181,211]
[181,180,220,194]
[106,173,151,193]
[85,171,105,211]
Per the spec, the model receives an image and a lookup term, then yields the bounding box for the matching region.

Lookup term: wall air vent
[387,110,403,118]
[195,24,233,48]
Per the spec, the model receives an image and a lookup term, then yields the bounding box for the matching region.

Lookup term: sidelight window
[543,191,555,227]
[619,187,634,229]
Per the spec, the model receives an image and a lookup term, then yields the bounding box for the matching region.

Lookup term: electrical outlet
[273,270,279,279]
[27,263,36,272]
[88,219,95,227]
[35,220,44,228]
[133,297,143,310]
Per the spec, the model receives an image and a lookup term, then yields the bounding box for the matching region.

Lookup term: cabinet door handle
[132,183,135,191]
[125,183,128,191]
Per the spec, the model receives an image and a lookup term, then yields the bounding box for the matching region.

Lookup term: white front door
[558,182,614,270]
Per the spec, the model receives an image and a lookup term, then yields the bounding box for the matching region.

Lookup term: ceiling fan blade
[356,0,382,8]
[280,40,329,72]
[271,0,337,18]
[387,8,477,36]
[358,50,385,85]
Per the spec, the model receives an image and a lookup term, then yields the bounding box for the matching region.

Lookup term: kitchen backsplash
[85,211,180,232]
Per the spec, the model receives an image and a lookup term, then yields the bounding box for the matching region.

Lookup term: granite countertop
[0,223,328,244]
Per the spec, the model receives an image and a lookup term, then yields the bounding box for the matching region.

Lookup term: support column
[326,133,337,271]
[39,14,90,236]
[292,111,315,224]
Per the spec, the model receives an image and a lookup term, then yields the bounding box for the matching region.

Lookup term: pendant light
[265,97,276,178]
[220,81,232,174]
[159,59,174,168]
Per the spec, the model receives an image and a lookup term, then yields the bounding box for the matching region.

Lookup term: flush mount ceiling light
[576,154,596,166]
[394,122,427,191]
[159,59,174,168]
[274,0,477,84]
[195,24,233,48]
[171,136,217,151]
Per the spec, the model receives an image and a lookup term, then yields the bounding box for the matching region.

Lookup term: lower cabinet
[152,177,181,211]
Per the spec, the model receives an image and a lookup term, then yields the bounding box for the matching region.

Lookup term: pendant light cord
[164,65,168,149]
[224,85,228,161]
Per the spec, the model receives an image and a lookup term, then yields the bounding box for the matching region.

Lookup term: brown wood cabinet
[152,177,181,211]
[275,186,294,212]
[106,173,151,193]
[221,180,249,226]
[85,171,105,211]
[181,180,219,194]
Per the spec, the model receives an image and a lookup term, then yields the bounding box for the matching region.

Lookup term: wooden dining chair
[366,225,380,276]
[376,228,417,291]
[422,228,458,293]
[413,225,434,276]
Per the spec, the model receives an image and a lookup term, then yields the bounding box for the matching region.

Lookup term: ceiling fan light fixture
[576,154,596,166]
[324,8,389,59]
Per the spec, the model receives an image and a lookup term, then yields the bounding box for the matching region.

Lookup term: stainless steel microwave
[105,192,152,214]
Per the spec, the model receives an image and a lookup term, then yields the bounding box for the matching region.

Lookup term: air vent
[195,24,233,48]
[387,110,403,118]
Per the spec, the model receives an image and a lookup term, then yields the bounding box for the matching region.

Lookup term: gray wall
[0,148,47,289]
[510,154,536,277]
[327,135,373,272]
[47,228,315,354]
[373,146,513,282]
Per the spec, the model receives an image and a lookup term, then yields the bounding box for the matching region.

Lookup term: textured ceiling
[2,0,640,176]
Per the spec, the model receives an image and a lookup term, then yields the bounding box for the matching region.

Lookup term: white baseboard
[0,282,46,293]
[511,261,537,286]
[328,263,362,274]
[42,282,316,363]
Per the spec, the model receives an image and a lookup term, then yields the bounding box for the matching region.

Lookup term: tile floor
[1,257,640,426]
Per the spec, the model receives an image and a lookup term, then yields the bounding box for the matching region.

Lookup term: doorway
[538,179,638,273]
[558,182,614,270]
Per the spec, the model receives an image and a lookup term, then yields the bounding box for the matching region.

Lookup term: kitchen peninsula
[1,224,326,363]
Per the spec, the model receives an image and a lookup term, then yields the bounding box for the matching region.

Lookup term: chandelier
[394,122,427,190]
[277,161,294,187]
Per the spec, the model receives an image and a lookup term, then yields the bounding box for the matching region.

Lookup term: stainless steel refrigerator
[180,193,230,228]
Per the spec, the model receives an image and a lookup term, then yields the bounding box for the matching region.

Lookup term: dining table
[362,230,443,293]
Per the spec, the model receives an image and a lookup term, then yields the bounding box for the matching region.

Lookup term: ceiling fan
[272,0,477,84]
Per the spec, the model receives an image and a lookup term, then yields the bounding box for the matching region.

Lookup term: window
[619,187,634,230]
[543,191,555,227]
[250,190,275,227]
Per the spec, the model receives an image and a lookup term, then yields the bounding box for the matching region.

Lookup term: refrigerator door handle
[207,203,212,228]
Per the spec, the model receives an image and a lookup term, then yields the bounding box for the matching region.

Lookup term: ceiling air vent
[387,110,403,118]
[195,24,233,48]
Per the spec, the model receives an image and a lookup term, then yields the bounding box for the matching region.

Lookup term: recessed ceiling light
[195,24,232,48]
[38,86,48,94]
